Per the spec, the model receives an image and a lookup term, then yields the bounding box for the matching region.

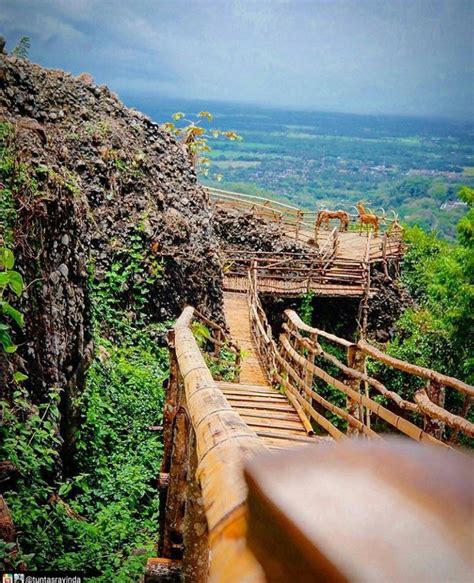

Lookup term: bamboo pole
[414,389,474,438]
[276,340,378,438]
[182,435,209,582]
[161,408,190,559]
[346,345,364,435]
[358,340,474,397]
[280,335,448,447]
[173,307,266,583]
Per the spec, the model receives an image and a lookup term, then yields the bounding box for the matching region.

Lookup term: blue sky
[1,0,473,118]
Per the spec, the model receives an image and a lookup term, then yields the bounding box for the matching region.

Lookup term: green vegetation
[372,188,473,441]
[1,223,169,579]
[11,36,31,59]
[0,247,25,354]
[299,291,315,326]
[1,341,166,579]
[0,123,19,246]
[386,190,473,383]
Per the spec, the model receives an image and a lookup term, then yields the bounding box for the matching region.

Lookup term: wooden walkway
[211,186,404,298]
[223,292,318,450]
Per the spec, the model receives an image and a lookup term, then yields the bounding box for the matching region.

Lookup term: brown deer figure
[387,212,404,237]
[355,202,379,237]
[316,210,350,231]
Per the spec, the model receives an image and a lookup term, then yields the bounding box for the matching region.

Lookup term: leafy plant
[0,247,24,353]
[377,188,474,442]
[299,291,315,325]
[0,122,18,246]
[161,111,241,178]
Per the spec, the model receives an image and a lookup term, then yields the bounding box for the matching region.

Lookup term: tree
[457,186,474,249]
[161,111,241,179]
[11,36,30,59]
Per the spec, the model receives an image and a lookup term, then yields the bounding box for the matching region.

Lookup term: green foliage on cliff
[1,225,169,579]
[376,188,474,441]
[390,189,473,386]
[1,339,166,579]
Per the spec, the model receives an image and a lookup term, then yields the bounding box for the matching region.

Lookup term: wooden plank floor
[217,381,320,450]
[222,292,324,450]
[223,292,268,385]
[223,276,375,297]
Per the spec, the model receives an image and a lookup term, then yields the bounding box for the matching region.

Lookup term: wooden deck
[223,275,376,297]
[223,291,320,449]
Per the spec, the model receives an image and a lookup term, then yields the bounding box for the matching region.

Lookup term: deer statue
[387,211,404,237]
[316,210,350,232]
[355,202,379,237]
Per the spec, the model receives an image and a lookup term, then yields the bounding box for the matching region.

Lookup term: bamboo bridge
[146,189,474,582]
[209,187,404,298]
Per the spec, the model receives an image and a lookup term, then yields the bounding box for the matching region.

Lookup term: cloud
[1,0,472,118]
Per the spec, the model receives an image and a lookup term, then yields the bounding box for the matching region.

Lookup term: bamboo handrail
[414,389,474,437]
[281,336,448,447]
[280,308,473,442]
[285,309,354,348]
[208,187,398,244]
[173,307,266,582]
[358,339,474,397]
[281,322,419,413]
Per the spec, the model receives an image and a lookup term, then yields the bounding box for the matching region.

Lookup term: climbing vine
[299,291,315,325]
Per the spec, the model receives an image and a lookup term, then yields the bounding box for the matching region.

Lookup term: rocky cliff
[0,53,222,415]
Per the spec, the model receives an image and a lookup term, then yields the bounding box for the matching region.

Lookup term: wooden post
[304,332,317,397]
[158,333,181,554]
[424,381,446,440]
[360,233,372,336]
[332,228,339,257]
[162,332,180,464]
[346,345,365,435]
[314,213,319,247]
[382,233,390,279]
[295,210,303,241]
[306,261,314,294]
[160,407,190,559]
[182,434,209,582]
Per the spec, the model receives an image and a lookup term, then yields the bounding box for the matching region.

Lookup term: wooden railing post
[333,227,339,257]
[359,233,372,335]
[295,210,303,241]
[424,380,446,440]
[313,213,319,247]
[160,407,190,559]
[158,331,181,557]
[346,345,365,435]
[304,331,317,397]
[182,433,209,582]
[381,232,390,278]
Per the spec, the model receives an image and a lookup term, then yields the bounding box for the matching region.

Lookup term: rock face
[0,55,222,412]
[367,267,412,341]
[213,207,307,253]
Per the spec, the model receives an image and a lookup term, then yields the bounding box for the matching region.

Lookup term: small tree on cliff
[161,111,241,180]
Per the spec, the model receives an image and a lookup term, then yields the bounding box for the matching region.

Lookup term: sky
[1,0,473,119]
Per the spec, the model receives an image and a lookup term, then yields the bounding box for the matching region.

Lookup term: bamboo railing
[223,248,368,295]
[246,268,473,445]
[154,307,265,582]
[193,309,242,382]
[210,186,406,297]
[207,186,400,244]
